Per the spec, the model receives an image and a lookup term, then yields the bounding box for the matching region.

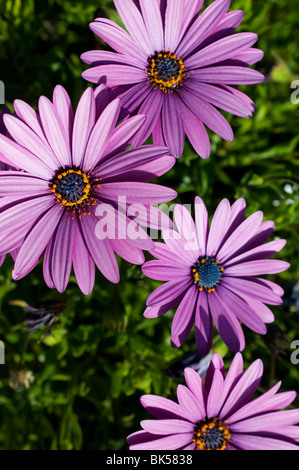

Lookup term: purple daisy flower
[0,108,17,268]
[0,85,176,294]
[142,197,290,355]
[81,0,265,159]
[127,352,299,450]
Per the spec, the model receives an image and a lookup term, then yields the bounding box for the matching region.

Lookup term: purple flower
[0,85,176,294]
[81,0,265,159]
[142,197,290,355]
[0,108,17,268]
[127,352,299,450]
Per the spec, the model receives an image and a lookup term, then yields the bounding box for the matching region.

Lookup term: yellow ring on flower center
[147,50,186,93]
[192,418,231,451]
[51,168,92,208]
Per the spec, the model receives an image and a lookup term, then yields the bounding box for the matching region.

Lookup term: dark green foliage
[0,0,298,450]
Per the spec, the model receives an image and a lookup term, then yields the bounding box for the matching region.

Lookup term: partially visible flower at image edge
[127,353,299,450]
[0,84,177,295]
[81,0,265,159]
[143,197,290,355]
[0,107,17,268]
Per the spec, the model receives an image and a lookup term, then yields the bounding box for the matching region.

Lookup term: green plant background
[0,0,298,450]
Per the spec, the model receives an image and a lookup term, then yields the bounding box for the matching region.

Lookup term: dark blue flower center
[50,168,101,216]
[51,169,91,206]
[193,419,230,451]
[147,50,186,93]
[192,256,224,293]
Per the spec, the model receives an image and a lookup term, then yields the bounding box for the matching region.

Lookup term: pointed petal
[176,0,230,57]
[141,394,193,420]
[80,213,119,284]
[206,198,231,256]
[3,114,60,172]
[179,88,234,141]
[161,94,185,158]
[219,358,264,419]
[171,287,197,345]
[207,369,224,417]
[164,0,184,51]
[231,434,299,451]
[0,133,52,179]
[185,33,258,69]
[38,95,72,166]
[49,215,75,293]
[208,290,245,352]
[72,88,96,167]
[72,219,95,295]
[192,66,265,84]
[141,419,194,435]
[131,89,163,148]
[52,85,74,150]
[13,204,63,279]
[194,291,213,357]
[114,0,153,55]
[83,99,120,170]
[139,0,164,51]
[88,18,146,59]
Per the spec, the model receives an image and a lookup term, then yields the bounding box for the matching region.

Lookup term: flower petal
[48,214,75,293]
[131,89,163,148]
[141,394,193,420]
[80,212,119,284]
[216,284,267,334]
[0,172,49,196]
[72,220,95,295]
[72,88,96,167]
[185,33,258,69]
[224,259,290,276]
[179,87,234,142]
[181,101,211,159]
[194,291,213,357]
[114,0,153,55]
[141,419,194,435]
[161,94,185,159]
[82,63,146,87]
[102,115,147,159]
[146,278,192,307]
[208,290,245,352]
[88,18,145,59]
[219,358,263,419]
[38,95,72,167]
[129,433,193,450]
[98,145,169,181]
[207,369,224,418]
[206,198,231,256]
[99,181,176,205]
[139,0,164,51]
[13,204,63,280]
[164,0,184,51]
[176,0,230,58]
[217,210,264,262]
[0,133,52,179]
[3,114,60,172]
[83,99,121,171]
[171,286,198,346]
[231,434,299,451]
[52,85,74,150]
[192,65,265,84]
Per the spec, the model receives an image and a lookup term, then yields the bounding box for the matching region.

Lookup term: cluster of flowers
[0,0,297,451]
